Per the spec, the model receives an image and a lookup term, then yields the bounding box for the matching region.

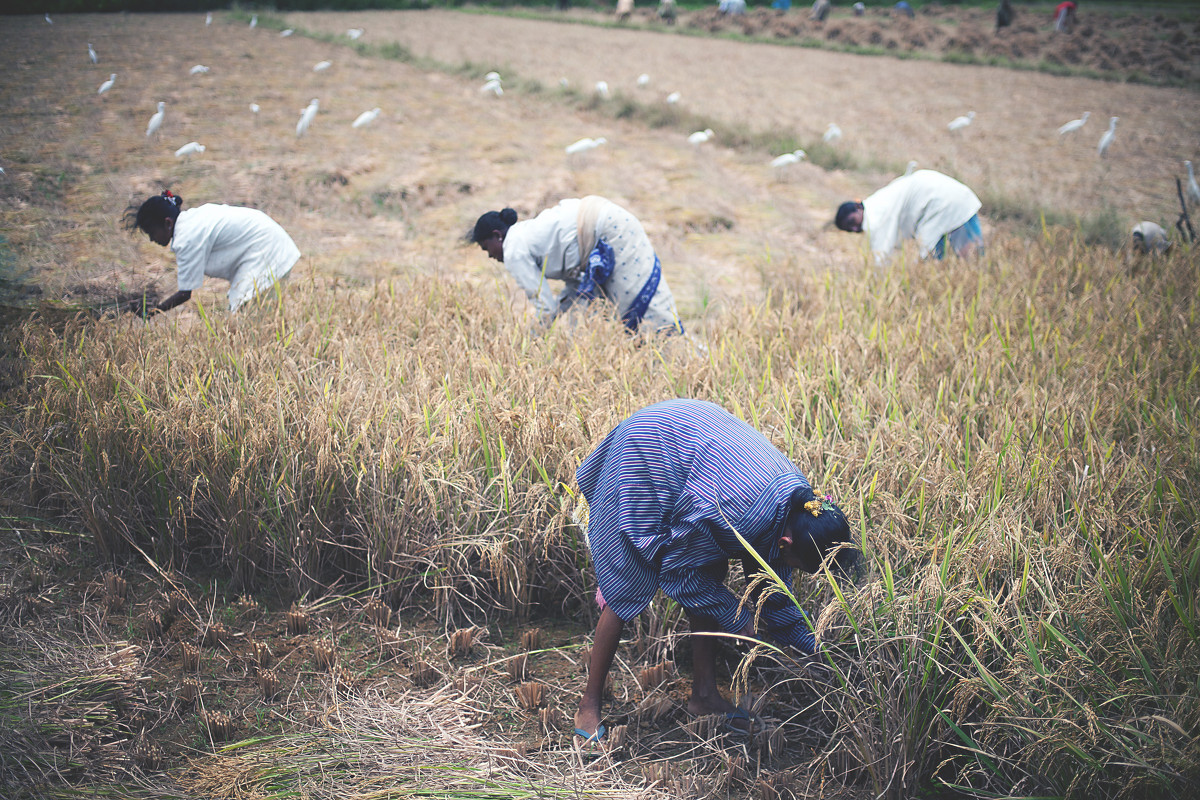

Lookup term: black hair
[124,190,183,233]
[834,201,862,232]
[470,207,518,244]
[785,485,862,581]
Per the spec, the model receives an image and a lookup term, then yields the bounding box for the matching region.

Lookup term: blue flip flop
[574,724,606,745]
[722,708,759,735]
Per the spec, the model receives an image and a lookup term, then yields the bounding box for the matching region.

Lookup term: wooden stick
[1175,178,1196,243]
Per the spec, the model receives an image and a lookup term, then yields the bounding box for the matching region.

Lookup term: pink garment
[595,588,607,609]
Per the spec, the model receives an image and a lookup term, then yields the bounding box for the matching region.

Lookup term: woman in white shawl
[834,170,984,266]
[471,197,683,334]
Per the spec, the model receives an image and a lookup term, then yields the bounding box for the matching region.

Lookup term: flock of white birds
[82,14,387,159]
[68,12,1200,218]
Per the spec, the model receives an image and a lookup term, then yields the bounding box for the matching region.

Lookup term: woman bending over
[471,197,683,334]
[126,191,301,313]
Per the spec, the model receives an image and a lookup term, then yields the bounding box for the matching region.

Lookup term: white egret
[1057,111,1090,135]
[595,81,610,99]
[98,73,116,94]
[249,15,257,29]
[206,12,212,25]
[280,29,294,37]
[296,98,319,138]
[249,103,260,114]
[44,13,52,24]
[88,44,98,64]
[174,142,206,158]
[485,71,501,82]
[313,61,332,72]
[947,111,975,132]
[903,160,918,177]
[823,123,842,144]
[352,107,381,128]
[637,73,650,87]
[145,102,166,138]
[666,91,681,104]
[688,128,714,145]
[190,64,210,75]
[770,150,806,168]
[565,137,607,155]
[559,77,569,88]
[1185,161,1200,207]
[1097,116,1118,157]
[347,28,364,40]
[480,79,503,96]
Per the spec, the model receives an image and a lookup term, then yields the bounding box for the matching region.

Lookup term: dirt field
[290,9,1199,235]
[640,4,1200,86]
[1,9,1197,322]
[1,11,1198,798]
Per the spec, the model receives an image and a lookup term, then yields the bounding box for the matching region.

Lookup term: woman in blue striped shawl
[573,399,859,743]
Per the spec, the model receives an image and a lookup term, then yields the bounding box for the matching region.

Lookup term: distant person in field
[810,0,830,22]
[616,0,634,23]
[658,0,678,24]
[1053,1,1076,33]
[126,190,300,313]
[572,399,861,744]
[470,197,683,335]
[996,0,1015,32]
[834,169,985,265]
[718,0,746,15]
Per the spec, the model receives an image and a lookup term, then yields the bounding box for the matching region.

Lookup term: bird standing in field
[347,28,364,40]
[206,12,212,25]
[770,150,806,169]
[1185,161,1200,207]
[174,142,206,158]
[565,137,607,155]
[249,103,260,114]
[313,61,332,72]
[44,13,52,24]
[1057,111,1089,136]
[823,123,842,144]
[666,91,681,104]
[98,73,116,94]
[296,99,319,138]
[88,44,98,64]
[146,102,166,138]
[1097,116,1118,157]
[947,111,975,132]
[352,108,381,129]
[688,129,714,145]
[281,29,294,37]
[595,81,610,99]
[249,15,257,29]
[190,65,210,75]
[637,73,650,88]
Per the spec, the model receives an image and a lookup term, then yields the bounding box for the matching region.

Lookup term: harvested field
[290,8,1200,233]
[1,9,1198,800]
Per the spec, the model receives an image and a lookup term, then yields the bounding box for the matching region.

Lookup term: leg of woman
[575,605,625,740]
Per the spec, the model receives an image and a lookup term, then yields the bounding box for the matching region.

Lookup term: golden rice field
[0,9,1198,800]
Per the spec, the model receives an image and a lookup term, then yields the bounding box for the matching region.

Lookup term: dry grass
[0,9,1198,800]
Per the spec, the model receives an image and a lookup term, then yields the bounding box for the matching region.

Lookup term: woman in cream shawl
[471,197,683,334]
